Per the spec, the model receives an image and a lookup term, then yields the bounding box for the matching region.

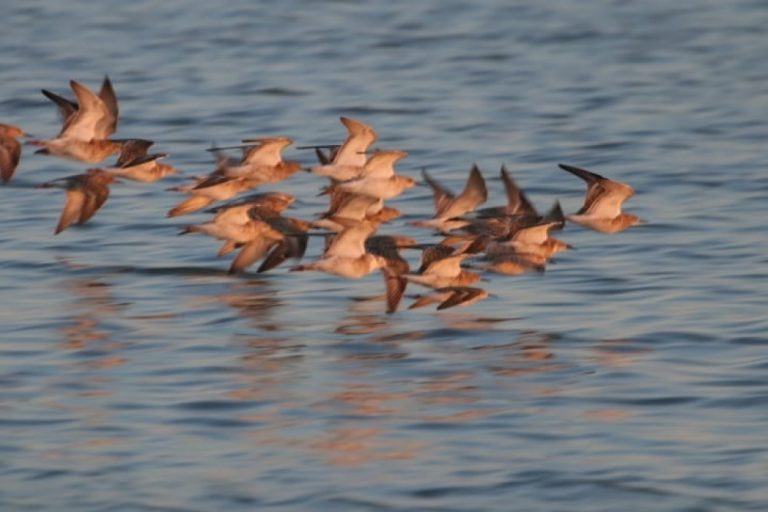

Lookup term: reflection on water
[216,277,283,331]
[3,0,768,509]
[58,274,125,356]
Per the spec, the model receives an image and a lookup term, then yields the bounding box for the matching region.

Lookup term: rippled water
[2,1,767,510]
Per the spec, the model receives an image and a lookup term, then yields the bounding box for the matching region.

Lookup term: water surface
[1,1,767,511]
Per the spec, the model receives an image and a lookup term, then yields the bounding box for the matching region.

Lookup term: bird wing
[424,253,466,277]
[500,165,537,216]
[559,164,634,217]
[0,137,21,183]
[437,287,486,310]
[441,164,488,217]
[382,268,408,314]
[332,117,377,166]
[229,238,277,274]
[324,222,376,258]
[80,181,111,224]
[583,180,635,217]
[422,168,455,215]
[512,222,556,245]
[56,188,86,234]
[240,137,292,166]
[98,76,119,135]
[417,244,456,273]
[115,139,155,167]
[332,193,379,219]
[257,233,307,273]
[41,88,79,126]
[360,150,407,179]
[60,81,112,140]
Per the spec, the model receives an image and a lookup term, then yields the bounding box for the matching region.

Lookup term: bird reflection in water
[43,261,132,465]
[471,330,567,379]
[334,296,391,336]
[432,311,511,332]
[214,276,283,331]
[581,337,650,423]
[56,260,127,369]
[308,383,424,466]
[589,337,651,369]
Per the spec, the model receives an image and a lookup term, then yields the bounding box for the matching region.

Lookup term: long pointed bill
[296,144,341,150]
[205,144,258,152]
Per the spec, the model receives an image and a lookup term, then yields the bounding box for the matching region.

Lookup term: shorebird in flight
[411,164,488,232]
[559,163,641,234]
[291,221,388,279]
[107,139,177,183]
[309,116,378,180]
[213,136,301,184]
[29,79,122,163]
[38,168,118,234]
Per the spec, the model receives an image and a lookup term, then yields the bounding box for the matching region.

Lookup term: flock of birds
[0,77,642,313]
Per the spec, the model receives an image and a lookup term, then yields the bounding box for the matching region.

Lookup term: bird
[107,139,177,183]
[37,168,117,234]
[0,123,25,184]
[29,79,122,163]
[332,117,378,167]
[471,224,558,276]
[312,150,409,230]
[365,234,417,313]
[333,153,416,201]
[454,199,565,242]
[357,149,408,179]
[313,192,382,231]
[214,136,302,184]
[402,252,481,289]
[180,191,296,261]
[181,217,287,273]
[476,165,538,219]
[559,163,641,233]
[473,205,571,261]
[245,212,311,274]
[179,189,309,274]
[291,221,388,279]
[411,164,488,232]
[309,117,378,180]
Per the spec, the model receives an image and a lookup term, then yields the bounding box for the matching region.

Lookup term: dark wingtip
[558,163,587,172]
[558,163,605,181]
[543,200,566,229]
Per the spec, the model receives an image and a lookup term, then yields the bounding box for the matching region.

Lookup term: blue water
[1,1,767,510]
